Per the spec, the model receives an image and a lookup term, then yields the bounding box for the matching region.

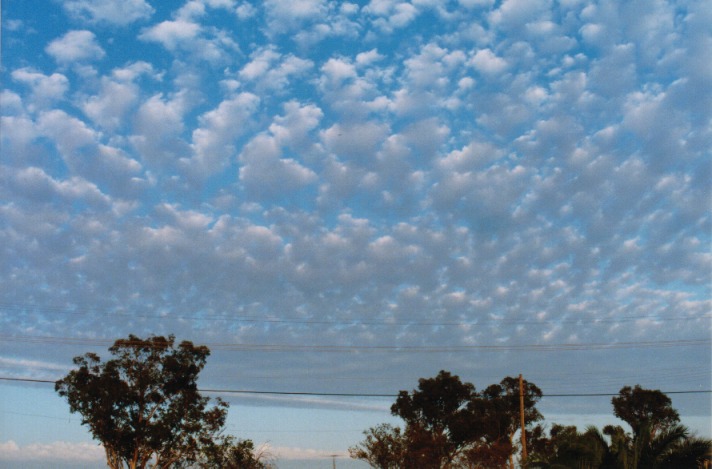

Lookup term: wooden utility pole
[519,374,528,462]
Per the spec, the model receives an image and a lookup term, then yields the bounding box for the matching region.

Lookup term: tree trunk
[509,433,515,469]
[105,446,122,469]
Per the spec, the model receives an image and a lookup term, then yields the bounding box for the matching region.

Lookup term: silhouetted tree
[391,370,481,467]
[611,385,681,468]
[349,423,407,469]
[528,421,710,469]
[478,376,543,467]
[352,371,544,468]
[197,436,273,469]
[656,432,711,468]
[526,424,611,469]
[612,385,679,441]
[56,335,231,469]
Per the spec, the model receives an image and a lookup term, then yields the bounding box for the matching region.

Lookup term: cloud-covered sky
[1,0,710,463]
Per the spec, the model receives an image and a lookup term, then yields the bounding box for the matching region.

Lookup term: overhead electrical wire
[1,301,709,328]
[0,334,708,352]
[1,377,710,399]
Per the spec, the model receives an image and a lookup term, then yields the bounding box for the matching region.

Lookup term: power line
[1,377,710,398]
[1,302,709,328]
[0,334,708,352]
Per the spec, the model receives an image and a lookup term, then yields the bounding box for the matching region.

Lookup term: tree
[527,385,710,469]
[56,334,229,469]
[611,385,681,469]
[391,370,481,467]
[526,425,612,469]
[352,371,545,469]
[476,376,543,468]
[639,424,711,469]
[612,385,679,441]
[349,423,407,469]
[656,432,711,468]
[197,436,274,469]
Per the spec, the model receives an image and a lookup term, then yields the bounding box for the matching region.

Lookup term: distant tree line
[349,371,711,469]
[56,335,710,469]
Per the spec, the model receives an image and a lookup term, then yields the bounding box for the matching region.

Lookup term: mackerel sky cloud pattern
[1,0,710,461]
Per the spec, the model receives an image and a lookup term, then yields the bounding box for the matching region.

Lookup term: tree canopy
[196,436,273,469]
[349,423,407,469]
[55,334,238,469]
[612,385,680,440]
[354,376,709,469]
[527,385,710,469]
[352,371,542,468]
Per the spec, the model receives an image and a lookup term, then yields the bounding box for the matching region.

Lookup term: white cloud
[320,57,357,84]
[236,2,257,19]
[403,43,458,88]
[45,30,105,64]
[437,140,502,173]
[36,110,143,194]
[138,3,241,63]
[458,0,495,7]
[239,47,313,92]
[260,0,360,46]
[269,445,349,460]
[11,166,113,207]
[317,57,387,118]
[488,0,552,29]
[156,203,214,231]
[139,20,201,49]
[78,62,160,132]
[399,118,450,160]
[11,69,68,102]
[81,64,156,131]
[1,0,710,439]
[272,0,324,19]
[1,90,24,115]
[61,0,154,25]
[356,49,385,67]
[130,92,191,167]
[0,356,67,372]
[264,0,326,31]
[322,121,389,163]
[365,0,420,31]
[0,115,38,159]
[238,133,318,198]
[471,48,508,74]
[37,110,97,155]
[0,440,104,462]
[184,92,260,177]
[269,101,324,152]
[239,48,282,80]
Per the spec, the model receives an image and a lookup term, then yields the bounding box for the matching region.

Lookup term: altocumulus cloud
[0,441,104,462]
[0,0,710,458]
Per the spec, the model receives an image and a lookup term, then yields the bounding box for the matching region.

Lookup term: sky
[0,0,710,466]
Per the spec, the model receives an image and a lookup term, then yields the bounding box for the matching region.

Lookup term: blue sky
[1,0,710,465]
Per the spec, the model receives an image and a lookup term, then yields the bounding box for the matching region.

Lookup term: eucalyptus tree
[612,385,679,441]
[56,335,233,469]
[351,371,545,468]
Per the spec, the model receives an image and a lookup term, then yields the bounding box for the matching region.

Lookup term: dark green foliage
[527,386,711,469]
[527,425,612,469]
[356,377,710,469]
[612,385,680,441]
[353,371,543,468]
[55,335,229,469]
[657,434,712,468]
[349,423,407,469]
[198,436,273,469]
[390,370,480,467]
